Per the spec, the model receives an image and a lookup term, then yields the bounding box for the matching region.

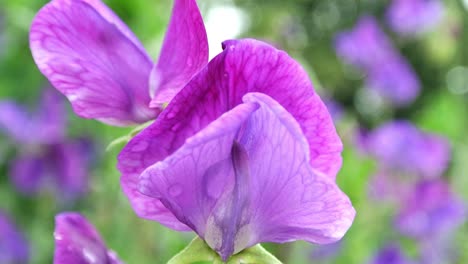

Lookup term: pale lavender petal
[395,180,466,239]
[0,210,30,263]
[54,212,122,264]
[119,39,342,230]
[11,154,46,195]
[30,0,157,126]
[138,93,354,260]
[149,0,208,107]
[240,94,354,246]
[386,0,444,36]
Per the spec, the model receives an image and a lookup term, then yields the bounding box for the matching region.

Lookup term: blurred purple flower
[386,0,444,36]
[370,244,414,264]
[118,39,355,261]
[368,170,413,203]
[30,0,208,126]
[54,212,122,264]
[362,121,450,178]
[323,98,343,123]
[0,210,29,263]
[310,241,342,261]
[0,89,93,199]
[335,16,420,106]
[395,180,466,240]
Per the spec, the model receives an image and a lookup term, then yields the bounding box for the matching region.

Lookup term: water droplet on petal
[168,184,182,197]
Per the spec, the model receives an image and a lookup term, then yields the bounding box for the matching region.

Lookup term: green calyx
[167,237,283,264]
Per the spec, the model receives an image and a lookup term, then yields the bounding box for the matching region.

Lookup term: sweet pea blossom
[335,17,420,106]
[386,0,444,36]
[362,121,450,179]
[54,212,122,264]
[0,89,93,199]
[118,39,355,260]
[30,0,208,126]
[0,210,30,263]
[395,180,466,240]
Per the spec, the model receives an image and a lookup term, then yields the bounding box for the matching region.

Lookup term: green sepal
[105,120,154,152]
[167,237,283,264]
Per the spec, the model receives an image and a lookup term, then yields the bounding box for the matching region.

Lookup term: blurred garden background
[1,0,468,263]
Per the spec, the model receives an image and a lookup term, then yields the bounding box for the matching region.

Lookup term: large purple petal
[0,210,30,263]
[118,39,342,230]
[54,212,122,264]
[30,0,157,126]
[139,93,354,260]
[149,0,208,108]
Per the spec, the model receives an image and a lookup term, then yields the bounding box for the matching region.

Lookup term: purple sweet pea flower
[0,210,30,263]
[118,39,355,261]
[54,212,122,264]
[395,180,466,240]
[386,0,444,36]
[363,121,450,179]
[335,17,420,106]
[30,0,208,126]
[0,89,92,199]
[370,244,415,264]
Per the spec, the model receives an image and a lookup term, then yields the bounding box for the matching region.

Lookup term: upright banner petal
[30,0,157,126]
[149,0,209,107]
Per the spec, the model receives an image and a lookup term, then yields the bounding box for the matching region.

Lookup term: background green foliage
[0,0,467,263]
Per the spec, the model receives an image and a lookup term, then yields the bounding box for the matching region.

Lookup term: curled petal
[30,0,157,126]
[149,0,208,107]
[138,93,354,260]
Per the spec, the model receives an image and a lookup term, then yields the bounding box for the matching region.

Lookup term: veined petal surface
[30,0,157,126]
[139,93,354,260]
[149,0,208,107]
[119,39,343,230]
